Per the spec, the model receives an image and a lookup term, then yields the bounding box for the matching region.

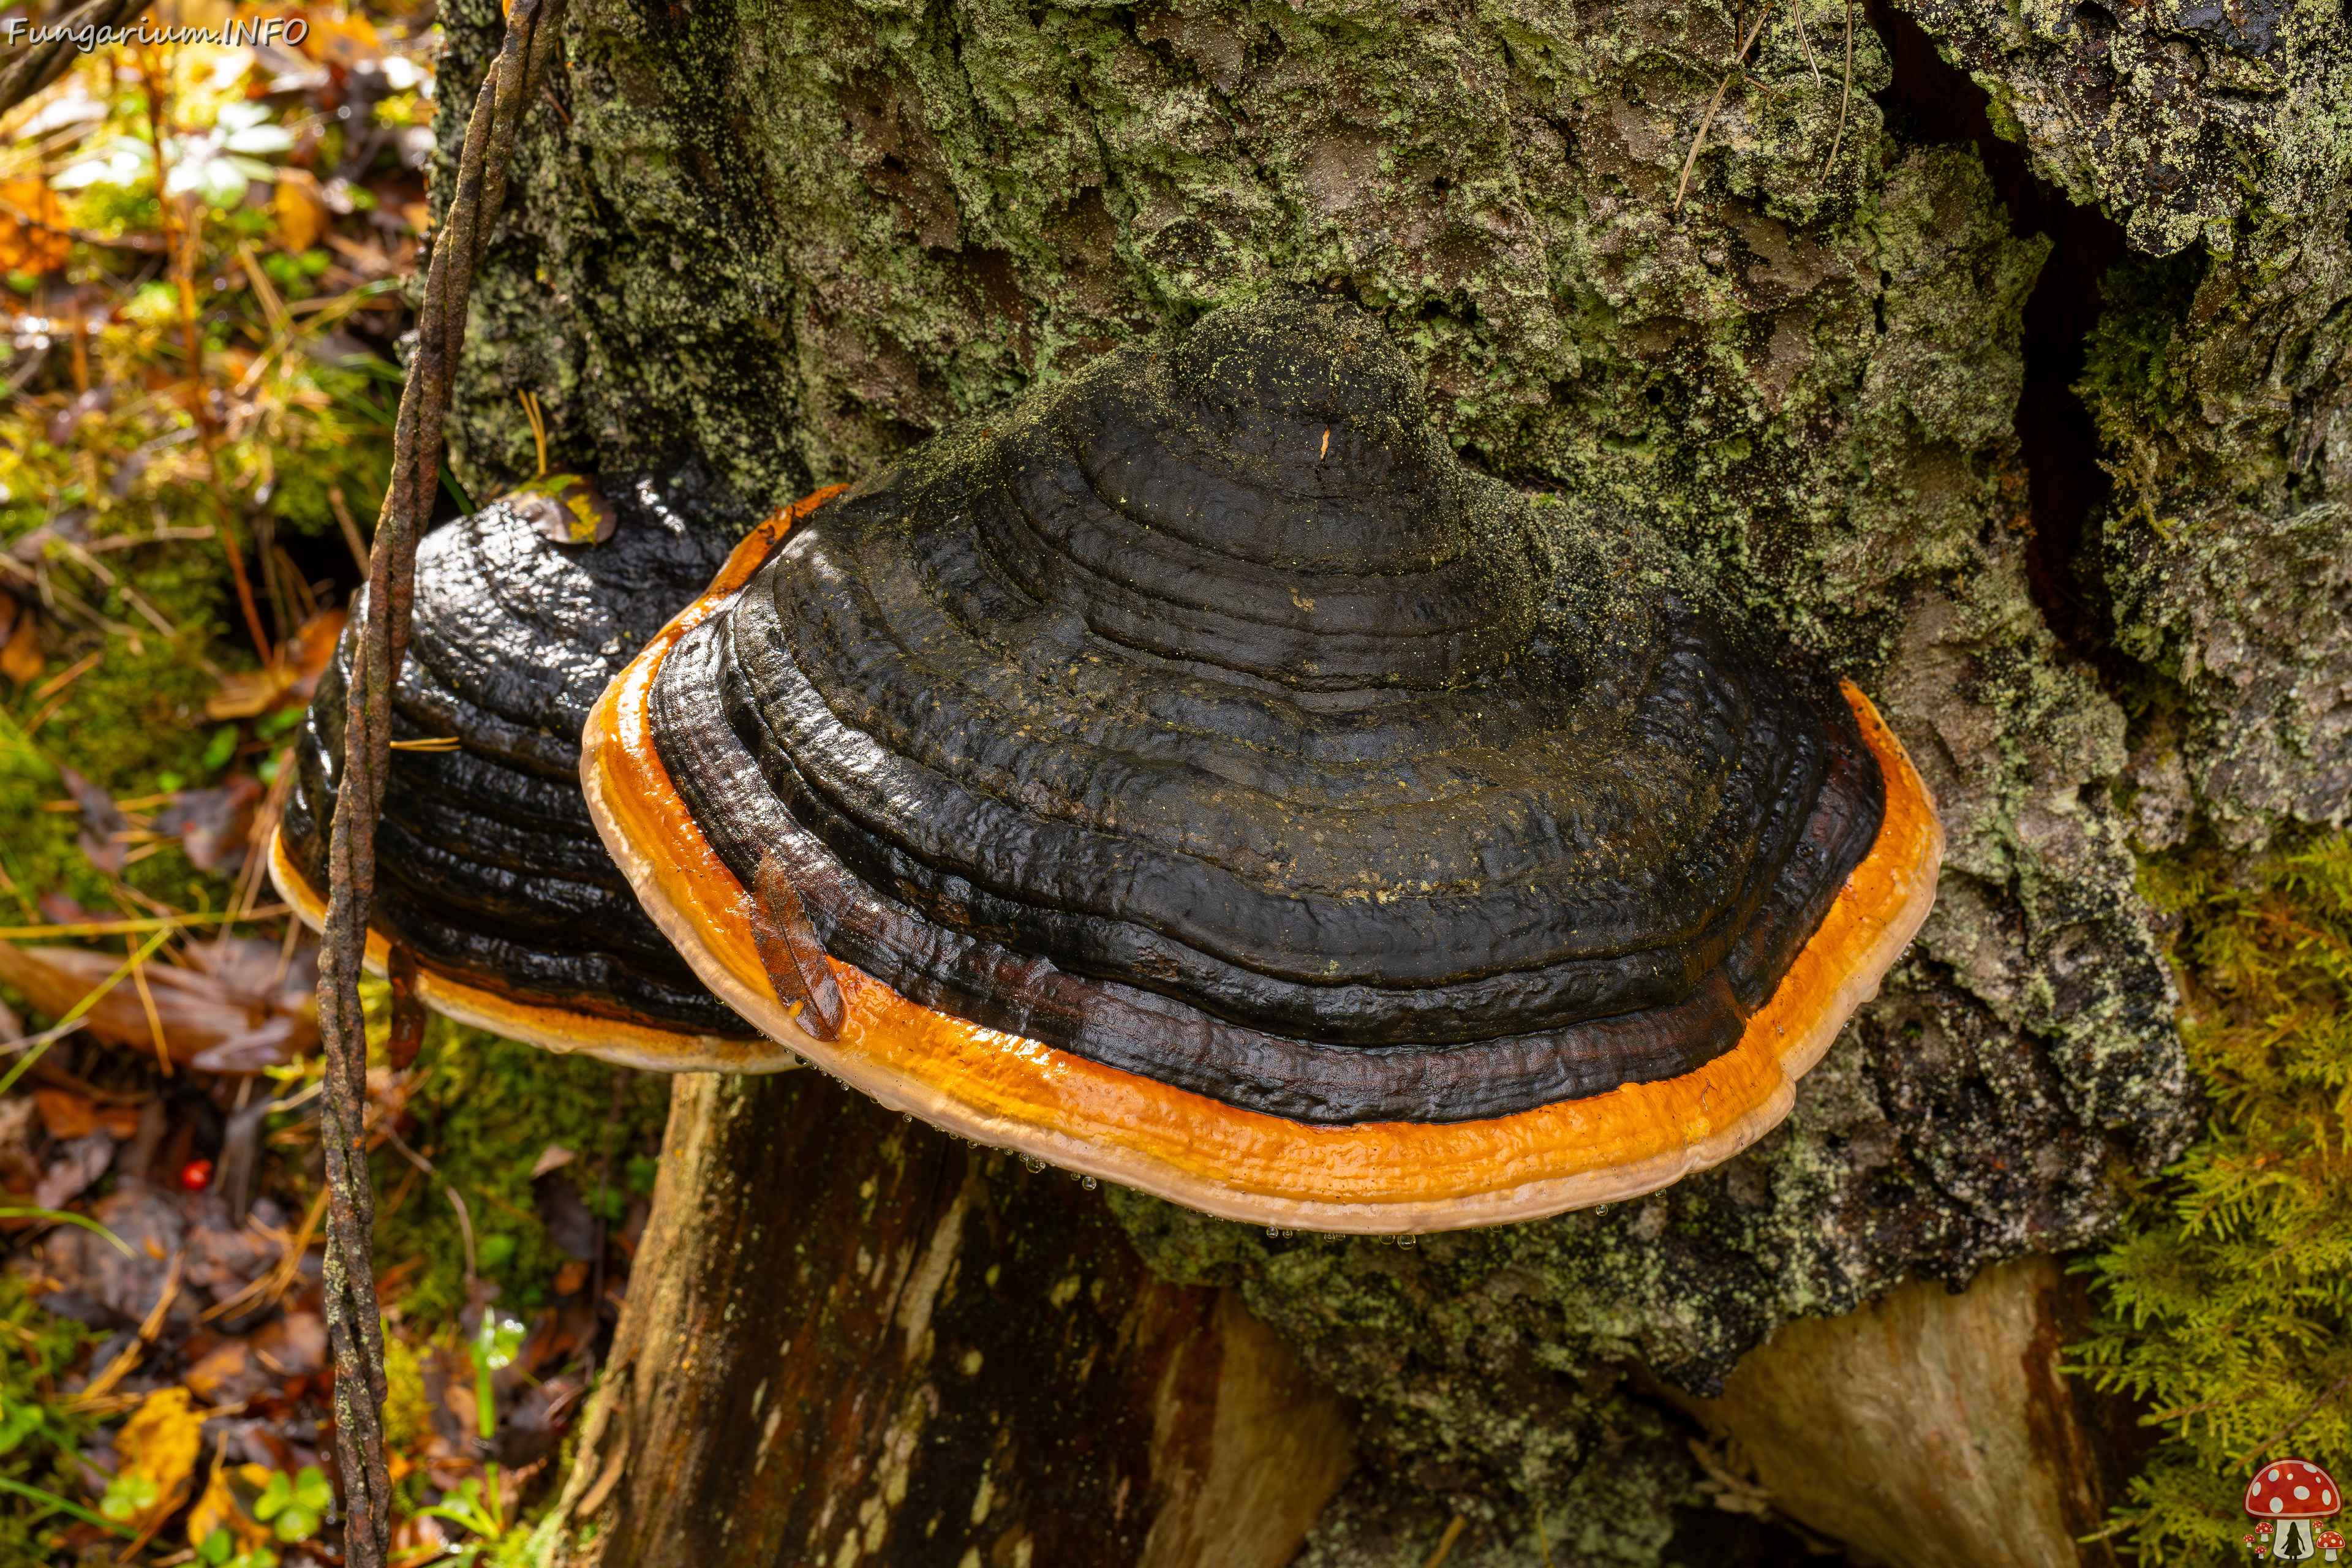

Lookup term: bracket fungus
[271,462,784,1071]
[584,292,1942,1231]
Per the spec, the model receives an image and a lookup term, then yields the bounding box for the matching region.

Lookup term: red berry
[179,1158,213,1191]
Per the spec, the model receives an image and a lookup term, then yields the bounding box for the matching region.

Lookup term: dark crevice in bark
[1871,4,2130,671]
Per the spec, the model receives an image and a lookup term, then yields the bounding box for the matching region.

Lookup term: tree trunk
[427,0,2349,1557]
[551,1071,1354,1567]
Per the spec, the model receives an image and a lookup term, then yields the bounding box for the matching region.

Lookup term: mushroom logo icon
[2245,1458,2342,1562]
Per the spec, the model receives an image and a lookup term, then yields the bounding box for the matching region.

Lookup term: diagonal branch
[0,0,149,119]
[309,0,572,1561]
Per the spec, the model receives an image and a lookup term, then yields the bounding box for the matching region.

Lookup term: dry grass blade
[1792,0,1822,89]
[69,1250,183,1406]
[202,1185,331,1324]
[1675,7,1775,214]
[1822,0,1855,181]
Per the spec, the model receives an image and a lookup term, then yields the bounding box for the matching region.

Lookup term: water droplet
[1080,1176,1097,1190]
[1021,1156,1046,1173]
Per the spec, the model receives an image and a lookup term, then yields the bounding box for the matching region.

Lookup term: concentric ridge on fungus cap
[275,459,764,1058]
[640,292,1904,1127]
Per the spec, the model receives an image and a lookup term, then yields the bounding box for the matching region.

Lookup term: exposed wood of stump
[1673,1254,2138,1568]
[552,1070,1355,1567]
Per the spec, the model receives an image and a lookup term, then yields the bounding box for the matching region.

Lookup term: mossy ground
[371,1015,669,1327]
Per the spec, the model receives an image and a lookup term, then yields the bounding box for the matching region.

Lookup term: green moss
[371,1016,671,1324]
[2072,840,2352,1564]
[382,1335,436,1453]
[2078,249,2209,450]
[0,1273,102,1559]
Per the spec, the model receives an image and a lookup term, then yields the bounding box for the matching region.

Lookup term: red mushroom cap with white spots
[2245,1458,2343,1520]
[2317,1528,2345,1549]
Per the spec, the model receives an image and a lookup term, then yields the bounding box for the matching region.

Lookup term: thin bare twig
[1792,0,1823,89]
[311,1,573,1560]
[1675,7,1776,214]
[1822,0,1855,183]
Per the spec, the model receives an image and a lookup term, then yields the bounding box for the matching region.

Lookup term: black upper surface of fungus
[652,293,1885,1121]
[282,458,757,1038]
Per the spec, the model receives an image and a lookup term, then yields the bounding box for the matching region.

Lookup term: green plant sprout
[415,1476,508,1564]
[412,1311,529,1557]
[251,1466,331,1544]
[197,1525,280,1567]
[96,1471,157,1523]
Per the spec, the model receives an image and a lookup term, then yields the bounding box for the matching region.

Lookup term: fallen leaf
[182,1338,256,1403]
[299,7,381,69]
[114,1387,205,1530]
[33,1131,113,1210]
[187,1446,272,1554]
[505,473,616,546]
[0,1095,41,1193]
[0,941,321,1069]
[0,176,70,274]
[273,168,327,254]
[252,1310,326,1376]
[35,891,96,925]
[56,764,127,876]
[203,606,347,719]
[156,775,264,874]
[0,605,37,685]
[40,1183,181,1324]
[32,1087,94,1140]
[529,1142,576,1180]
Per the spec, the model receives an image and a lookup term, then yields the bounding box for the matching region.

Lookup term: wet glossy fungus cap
[584,292,1943,1228]
[273,459,788,1071]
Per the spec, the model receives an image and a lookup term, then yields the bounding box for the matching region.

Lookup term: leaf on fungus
[751,854,844,1041]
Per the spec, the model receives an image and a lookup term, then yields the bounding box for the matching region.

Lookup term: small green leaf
[99,1471,157,1522]
[292,1466,331,1513]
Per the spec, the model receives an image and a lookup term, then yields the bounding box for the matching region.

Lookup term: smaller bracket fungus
[582,293,1943,1231]
[271,460,786,1071]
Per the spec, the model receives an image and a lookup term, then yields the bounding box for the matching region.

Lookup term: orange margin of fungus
[580,486,1945,1232]
[269,777,797,1071]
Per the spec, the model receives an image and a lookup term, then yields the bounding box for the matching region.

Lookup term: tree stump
[552,1071,1353,1567]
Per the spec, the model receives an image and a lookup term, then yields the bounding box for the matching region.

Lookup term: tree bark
[552,1071,1354,1567]
[420,0,2351,1557]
